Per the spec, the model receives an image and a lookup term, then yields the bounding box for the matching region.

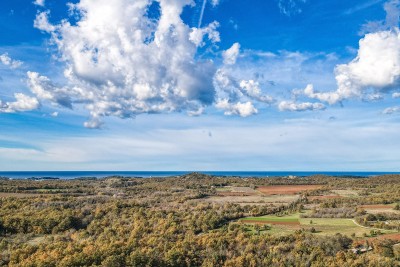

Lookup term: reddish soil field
[240,220,300,225]
[358,205,392,209]
[377,233,400,241]
[356,233,400,244]
[308,195,342,200]
[256,185,322,195]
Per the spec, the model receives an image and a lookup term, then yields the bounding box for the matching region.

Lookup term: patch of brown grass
[216,192,256,197]
[358,205,393,209]
[308,195,343,200]
[0,192,43,198]
[257,185,322,195]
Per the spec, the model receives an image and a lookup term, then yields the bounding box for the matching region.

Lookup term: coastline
[1,171,399,180]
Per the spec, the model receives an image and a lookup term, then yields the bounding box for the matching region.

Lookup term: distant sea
[0,171,399,179]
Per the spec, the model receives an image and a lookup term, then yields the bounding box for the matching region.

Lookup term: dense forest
[0,173,399,266]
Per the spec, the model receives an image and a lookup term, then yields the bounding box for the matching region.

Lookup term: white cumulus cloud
[392,92,400,98]
[239,80,274,104]
[31,0,221,128]
[301,29,400,104]
[302,84,341,105]
[33,11,55,32]
[215,99,258,117]
[213,69,274,116]
[189,21,220,47]
[33,0,45,7]
[223,43,240,65]
[211,0,220,7]
[0,53,23,69]
[27,71,72,109]
[0,93,40,113]
[336,30,400,93]
[278,101,325,112]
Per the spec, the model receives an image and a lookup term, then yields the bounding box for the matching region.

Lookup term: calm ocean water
[0,171,399,179]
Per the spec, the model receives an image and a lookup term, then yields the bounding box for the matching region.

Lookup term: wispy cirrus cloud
[198,0,208,27]
[277,0,307,16]
[2,114,400,171]
[383,106,400,114]
[359,0,400,34]
[343,0,384,15]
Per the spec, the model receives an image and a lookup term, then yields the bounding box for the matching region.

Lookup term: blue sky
[0,0,400,171]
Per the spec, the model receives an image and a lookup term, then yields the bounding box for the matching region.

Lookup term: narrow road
[351,219,370,229]
[350,219,386,231]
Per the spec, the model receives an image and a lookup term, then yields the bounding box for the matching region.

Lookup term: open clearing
[215,186,261,196]
[240,213,300,225]
[0,192,45,198]
[355,233,400,244]
[215,186,259,193]
[27,236,47,246]
[330,189,359,197]
[256,185,322,195]
[203,194,300,206]
[359,204,394,209]
[358,204,399,214]
[308,189,360,200]
[299,218,393,236]
[240,213,396,237]
[308,195,343,200]
[216,192,256,197]
[373,233,400,241]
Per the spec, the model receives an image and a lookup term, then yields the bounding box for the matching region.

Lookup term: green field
[240,213,299,223]
[240,213,396,238]
[215,187,231,192]
[300,218,394,237]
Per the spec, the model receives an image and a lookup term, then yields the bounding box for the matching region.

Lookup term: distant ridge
[0,171,399,179]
